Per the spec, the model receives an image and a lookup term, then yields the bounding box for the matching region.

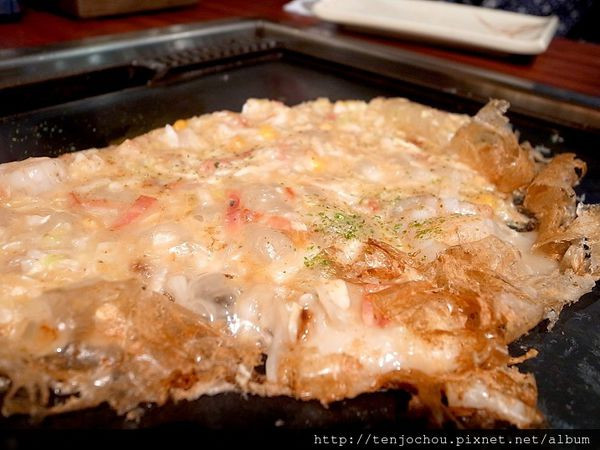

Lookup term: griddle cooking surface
[0,21,598,430]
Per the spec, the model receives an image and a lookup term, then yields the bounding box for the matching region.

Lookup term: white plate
[312,0,559,55]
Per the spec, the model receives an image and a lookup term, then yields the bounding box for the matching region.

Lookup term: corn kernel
[258,124,277,141]
[173,119,188,131]
[475,193,497,208]
[310,156,325,172]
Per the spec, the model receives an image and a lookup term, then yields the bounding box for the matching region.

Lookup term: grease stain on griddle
[577,359,600,398]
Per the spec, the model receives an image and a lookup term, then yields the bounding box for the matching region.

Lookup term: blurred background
[1,0,598,43]
[445,0,598,41]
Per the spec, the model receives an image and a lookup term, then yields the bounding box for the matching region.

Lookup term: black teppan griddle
[0,19,598,432]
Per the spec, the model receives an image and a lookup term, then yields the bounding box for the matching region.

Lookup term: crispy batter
[368,98,469,152]
[524,154,588,255]
[553,205,600,275]
[431,237,545,341]
[324,238,418,284]
[446,100,536,192]
[0,280,261,417]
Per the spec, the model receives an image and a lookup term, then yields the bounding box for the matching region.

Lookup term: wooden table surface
[1,0,599,97]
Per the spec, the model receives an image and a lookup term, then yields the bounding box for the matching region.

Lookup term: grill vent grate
[133,38,281,81]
